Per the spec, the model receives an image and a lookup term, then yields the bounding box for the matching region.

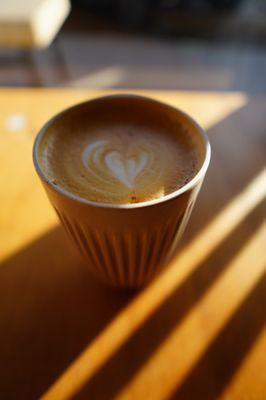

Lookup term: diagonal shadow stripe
[0,227,133,400]
[41,168,266,400]
[74,199,266,399]
[171,273,266,400]
[182,97,266,245]
[115,223,266,400]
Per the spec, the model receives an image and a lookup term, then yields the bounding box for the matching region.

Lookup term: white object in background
[5,113,27,132]
[0,0,71,48]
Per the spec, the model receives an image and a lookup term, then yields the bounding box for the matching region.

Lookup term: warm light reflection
[117,224,266,400]
[0,128,57,261]
[106,91,247,131]
[0,90,248,137]
[42,169,266,400]
[63,86,247,131]
[153,91,248,131]
[68,67,127,88]
[220,328,266,400]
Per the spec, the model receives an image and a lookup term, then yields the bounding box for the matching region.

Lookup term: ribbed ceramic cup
[33,95,210,289]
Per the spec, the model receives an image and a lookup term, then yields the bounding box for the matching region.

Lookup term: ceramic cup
[33,94,211,289]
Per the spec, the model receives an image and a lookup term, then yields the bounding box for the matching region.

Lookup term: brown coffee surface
[38,99,202,204]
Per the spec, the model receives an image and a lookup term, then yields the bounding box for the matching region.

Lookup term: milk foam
[39,125,200,204]
[82,140,149,189]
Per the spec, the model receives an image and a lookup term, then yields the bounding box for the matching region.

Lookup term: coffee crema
[38,98,202,204]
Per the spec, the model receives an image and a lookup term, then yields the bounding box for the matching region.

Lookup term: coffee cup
[33,94,210,289]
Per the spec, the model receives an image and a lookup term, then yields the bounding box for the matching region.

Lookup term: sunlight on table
[42,169,266,400]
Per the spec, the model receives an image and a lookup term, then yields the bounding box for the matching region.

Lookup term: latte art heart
[104,150,148,188]
[82,140,149,189]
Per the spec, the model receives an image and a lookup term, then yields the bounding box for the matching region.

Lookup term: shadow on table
[0,98,265,400]
[0,227,133,400]
[76,202,266,400]
[170,274,266,400]
[182,95,266,245]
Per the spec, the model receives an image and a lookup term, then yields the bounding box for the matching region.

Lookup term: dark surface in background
[72,0,264,38]
[0,0,265,90]
[74,0,243,28]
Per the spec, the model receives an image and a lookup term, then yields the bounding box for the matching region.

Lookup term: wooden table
[0,89,265,400]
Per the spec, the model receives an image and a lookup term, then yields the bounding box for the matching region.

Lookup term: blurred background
[0,0,266,92]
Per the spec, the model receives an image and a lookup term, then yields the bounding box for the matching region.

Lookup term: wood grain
[0,89,265,400]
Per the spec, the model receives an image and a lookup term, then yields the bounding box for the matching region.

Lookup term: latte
[38,96,202,204]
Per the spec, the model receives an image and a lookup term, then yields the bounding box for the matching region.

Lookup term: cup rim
[33,93,211,209]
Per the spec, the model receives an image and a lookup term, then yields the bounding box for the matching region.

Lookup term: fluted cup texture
[33,95,210,289]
